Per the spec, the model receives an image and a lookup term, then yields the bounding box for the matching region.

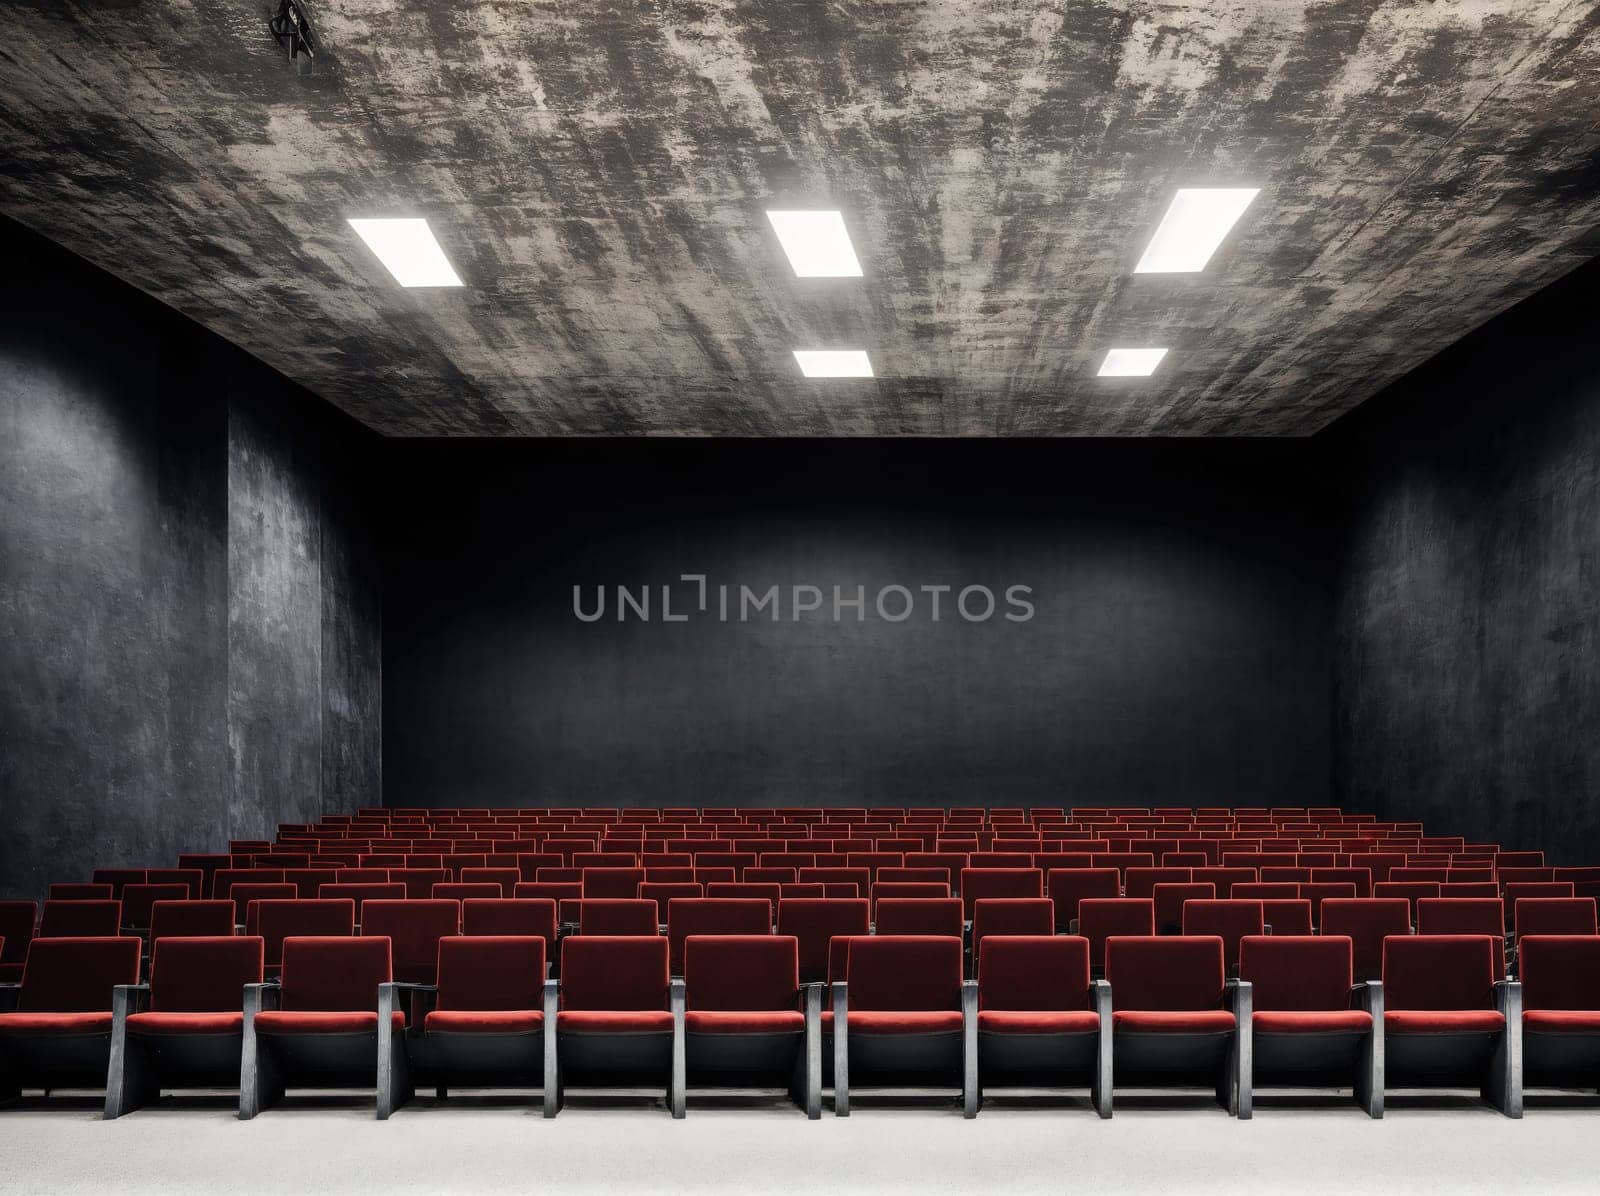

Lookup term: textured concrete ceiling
[2,2,1599,435]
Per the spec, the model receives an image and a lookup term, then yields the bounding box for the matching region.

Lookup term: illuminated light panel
[1098,348,1168,377]
[1133,188,1259,274]
[765,210,863,277]
[346,218,463,287]
[793,350,874,378]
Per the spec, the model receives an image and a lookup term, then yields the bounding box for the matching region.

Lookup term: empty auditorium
[4,4,1600,1195]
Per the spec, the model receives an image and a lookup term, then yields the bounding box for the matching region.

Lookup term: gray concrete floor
[3,1090,1597,1194]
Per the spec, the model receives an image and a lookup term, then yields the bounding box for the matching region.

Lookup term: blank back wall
[381,439,1333,808]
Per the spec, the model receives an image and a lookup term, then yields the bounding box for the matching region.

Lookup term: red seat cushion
[1384,1009,1505,1034]
[1522,1010,1600,1035]
[557,1010,674,1033]
[684,1010,805,1035]
[254,1010,405,1035]
[425,1009,542,1034]
[821,1010,963,1034]
[0,1011,113,1036]
[978,1009,1099,1035]
[1112,1010,1236,1034]
[1253,1010,1372,1034]
[126,1011,244,1035]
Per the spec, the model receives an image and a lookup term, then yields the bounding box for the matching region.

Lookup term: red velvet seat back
[1125,867,1192,900]
[845,935,962,1012]
[581,868,646,899]
[1238,935,1352,1011]
[38,899,122,938]
[1152,883,1215,931]
[150,936,264,1012]
[1311,867,1372,898]
[959,869,1043,919]
[150,900,236,940]
[1180,899,1263,970]
[1105,936,1225,1012]
[875,898,963,938]
[1320,898,1411,980]
[0,901,38,968]
[685,935,799,1011]
[238,886,301,930]
[361,900,461,983]
[19,936,141,1012]
[1383,935,1495,1011]
[391,868,449,900]
[256,899,356,967]
[560,936,670,1011]
[1046,868,1120,930]
[667,898,770,970]
[579,898,659,936]
[461,898,557,945]
[1514,897,1598,937]
[1261,899,1313,936]
[972,898,1055,946]
[1079,898,1156,967]
[1417,897,1504,936]
[279,936,392,1012]
[436,936,545,1011]
[1519,936,1600,1012]
[459,867,520,896]
[978,935,1090,1012]
[775,898,869,983]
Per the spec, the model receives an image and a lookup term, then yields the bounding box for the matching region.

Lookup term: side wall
[382,439,1334,809]
[1330,255,1600,863]
[0,216,381,899]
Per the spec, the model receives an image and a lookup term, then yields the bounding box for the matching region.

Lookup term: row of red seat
[6,929,1599,1120]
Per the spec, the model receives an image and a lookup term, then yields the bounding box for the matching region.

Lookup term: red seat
[360,900,460,985]
[39,899,122,938]
[149,900,236,941]
[1238,935,1378,1117]
[1416,898,1506,978]
[1520,935,1600,1096]
[959,869,1042,921]
[664,897,770,973]
[1381,935,1515,1112]
[578,898,659,937]
[1512,897,1596,937]
[390,868,450,900]
[1152,883,1214,934]
[1078,898,1155,970]
[253,899,355,974]
[683,935,813,1115]
[776,898,868,985]
[107,936,265,1117]
[874,897,962,938]
[581,867,645,899]
[460,898,557,951]
[832,936,965,1114]
[1046,868,1119,933]
[971,898,1054,955]
[421,935,547,1037]
[1320,898,1411,982]
[555,936,678,1116]
[974,935,1107,1116]
[0,937,141,1097]
[243,936,403,1118]
[1261,898,1313,936]
[1180,900,1264,973]
[1105,936,1238,1111]
[1311,867,1372,898]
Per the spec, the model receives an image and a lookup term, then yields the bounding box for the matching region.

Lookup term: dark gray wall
[381,440,1333,809]
[1330,255,1600,864]
[0,216,381,900]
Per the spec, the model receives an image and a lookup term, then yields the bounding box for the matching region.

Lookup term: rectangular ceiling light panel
[1133,188,1259,274]
[793,350,874,378]
[1098,348,1168,377]
[347,218,463,287]
[766,210,863,277]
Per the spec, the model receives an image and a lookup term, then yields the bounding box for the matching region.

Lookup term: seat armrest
[242,981,281,1018]
[0,982,22,1014]
[112,983,151,1020]
[1068,918,1079,935]
[1493,978,1522,1018]
[1353,981,1383,1017]
[379,980,437,1029]
[1224,978,1252,1018]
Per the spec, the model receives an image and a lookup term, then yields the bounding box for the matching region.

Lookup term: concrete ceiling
[2,1,1599,436]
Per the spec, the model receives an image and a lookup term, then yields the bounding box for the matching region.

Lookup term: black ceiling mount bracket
[268,0,317,76]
